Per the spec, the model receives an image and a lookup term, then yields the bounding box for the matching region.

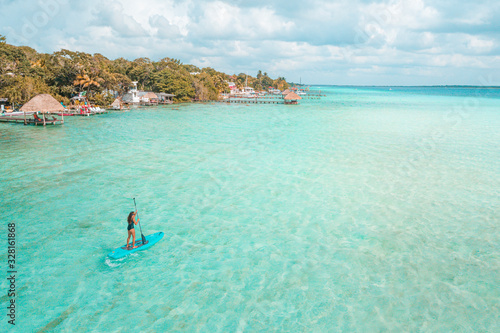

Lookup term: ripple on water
[0,88,499,331]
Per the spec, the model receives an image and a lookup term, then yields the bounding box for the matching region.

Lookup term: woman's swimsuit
[127,221,134,231]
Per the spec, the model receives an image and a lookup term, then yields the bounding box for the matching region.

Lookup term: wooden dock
[221,98,284,104]
[209,95,284,104]
[301,95,323,99]
[0,115,63,125]
[59,108,109,116]
[209,91,324,104]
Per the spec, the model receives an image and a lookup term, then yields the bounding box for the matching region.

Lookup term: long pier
[0,115,63,125]
[219,97,284,104]
[59,108,109,116]
[210,93,324,104]
[300,95,323,99]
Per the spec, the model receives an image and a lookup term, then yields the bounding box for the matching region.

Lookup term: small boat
[1,111,24,117]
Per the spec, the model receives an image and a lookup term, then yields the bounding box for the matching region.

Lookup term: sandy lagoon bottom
[0,87,498,331]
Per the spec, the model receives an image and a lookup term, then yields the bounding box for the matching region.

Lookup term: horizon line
[296,84,500,88]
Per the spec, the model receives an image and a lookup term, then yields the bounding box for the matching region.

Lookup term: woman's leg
[127,230,132,248]
[131,229,137,248]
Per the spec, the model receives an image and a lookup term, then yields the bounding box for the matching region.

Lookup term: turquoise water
[1,87,499,331]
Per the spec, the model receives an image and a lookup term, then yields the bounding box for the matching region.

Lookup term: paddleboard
[108,232,164,259]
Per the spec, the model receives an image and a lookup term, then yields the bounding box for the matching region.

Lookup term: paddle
[133,198,147,245]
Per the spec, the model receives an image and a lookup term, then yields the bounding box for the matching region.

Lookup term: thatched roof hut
[143,92,158,100]
[284,92,302,104]
[284,92,301,100]
[111,98,122,108]
[20,94,65,113]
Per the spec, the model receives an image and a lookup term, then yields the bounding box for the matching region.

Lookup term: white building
[226,81,238,94]
[243,86,255,96]
[122,81,141,104]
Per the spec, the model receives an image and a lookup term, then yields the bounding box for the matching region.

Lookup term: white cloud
[91,2,148,38]
[466,36,495,53]
[0,0,499,85]
[189,1,294,40]
[356,0,440,48]
[149,15,181,39]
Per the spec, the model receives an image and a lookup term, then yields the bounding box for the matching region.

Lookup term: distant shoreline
[306,85,500,88]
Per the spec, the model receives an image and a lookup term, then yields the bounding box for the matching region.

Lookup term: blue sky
[1,0,499,85]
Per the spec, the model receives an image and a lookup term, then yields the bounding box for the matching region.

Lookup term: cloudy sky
[1,0,499,85]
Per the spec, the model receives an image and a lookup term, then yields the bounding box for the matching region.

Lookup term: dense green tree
[0,43,31,77]
[128,58,155,90]
[46,50,85,95]
[235,73,247,89]
[192,77,211,101]
[0,40,289,104]
[192,72,219,100]
[111,58,131,75]
[184,64,200,73]
[274,77,289,91]
[91,91,114,106]
[152,68,195,102]
[200,68,229,94]
[2,76,57,105]
[261,73,273,90]
[105,72,132,95]
[213,74,229,93]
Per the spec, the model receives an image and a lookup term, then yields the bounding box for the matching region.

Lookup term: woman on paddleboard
[126,211,140,249]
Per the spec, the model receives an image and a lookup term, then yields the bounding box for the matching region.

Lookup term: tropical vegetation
[0,35,289,106]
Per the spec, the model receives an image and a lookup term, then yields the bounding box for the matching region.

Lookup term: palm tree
[73,74,101,95]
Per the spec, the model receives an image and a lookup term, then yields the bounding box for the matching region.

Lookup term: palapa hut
[110,98,122,110]
[20,94,64,113]
[20,94,65,126]
[284,92,302,105]
[141,92,158,105]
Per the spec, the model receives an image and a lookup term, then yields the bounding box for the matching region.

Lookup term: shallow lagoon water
[0,87,499,331]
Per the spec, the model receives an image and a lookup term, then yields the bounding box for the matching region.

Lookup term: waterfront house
[226,82,237,94]
[157,93,175,104]
[122,81,141,104]
[122,82,174,105]
[243,86,255,96]
[268,87,281,95]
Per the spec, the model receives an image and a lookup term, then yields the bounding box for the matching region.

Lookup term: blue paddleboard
[108,232,164,259]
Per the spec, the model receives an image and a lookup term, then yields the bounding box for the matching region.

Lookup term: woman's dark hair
[127,211,135,224]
